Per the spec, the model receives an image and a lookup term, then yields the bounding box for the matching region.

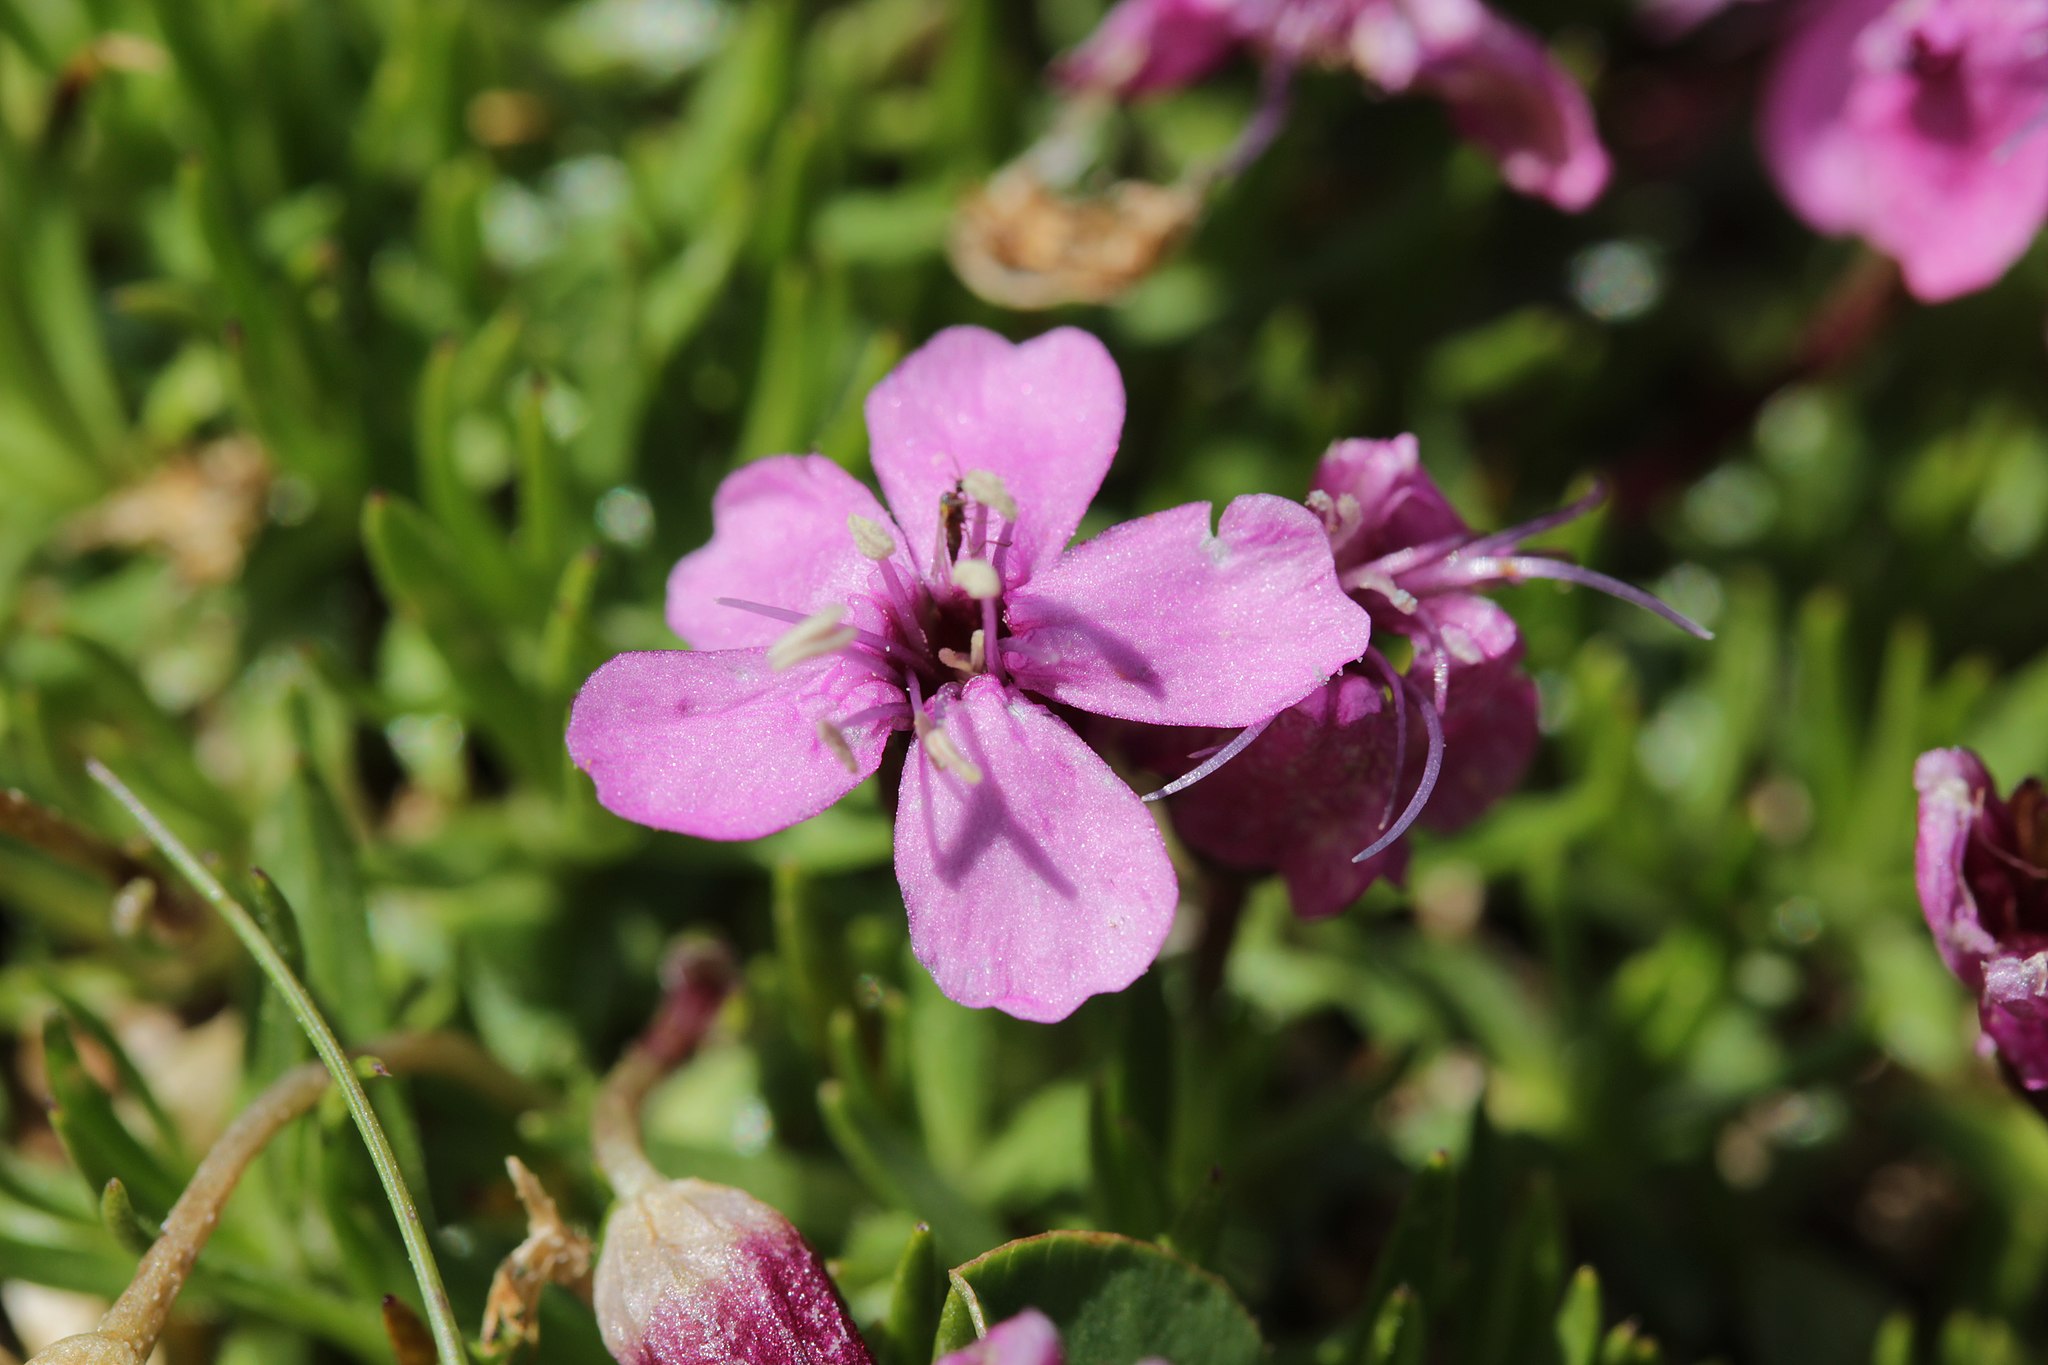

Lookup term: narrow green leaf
[815,1079,1003,1265]
[1360,1286,1425,1365]
[41,1015,184,1219]
[880,1221,942,1365]
[88,763,470,1365]
[99,1177,156,1255]
[1556,1266,1603,1365]
[1358,1150,1456,1326]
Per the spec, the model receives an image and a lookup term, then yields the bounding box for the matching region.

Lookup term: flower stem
[86,760,471,1365]
[591,941,734,1200]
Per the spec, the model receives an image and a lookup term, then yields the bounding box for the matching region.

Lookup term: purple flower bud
[593,1177,874,1365]
[1914,748,2048,1087]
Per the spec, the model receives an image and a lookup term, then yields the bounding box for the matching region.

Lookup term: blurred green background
[3,1,2048,1362]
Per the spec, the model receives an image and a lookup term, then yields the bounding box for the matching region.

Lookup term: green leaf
[1869,1312,1914,1365]
[1358,1150,1456,1327]
[1556,1267,1603,1365]
[816,1079,1002,1266]
[41,1015,184,1220]
[254,695,385,1041]
[99,1176,156,1255]
[931,1231,1263,1365]
[881,1221,943,1365]
[1360,1286,1425,1365]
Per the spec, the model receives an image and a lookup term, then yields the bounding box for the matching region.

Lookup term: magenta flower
[567,327,1368,1021]
[1914,748,2048,1088]
[1146,436,1707,919]
[1760,0,2048,301]
[1058,0,1612,211]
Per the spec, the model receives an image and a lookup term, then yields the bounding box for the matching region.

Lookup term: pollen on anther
[766,605,857,671]
[952,558,1001,599]
[961,470,1019,520]
[816,719,859,774]
[924,727,984,784]
[848,514,897,560]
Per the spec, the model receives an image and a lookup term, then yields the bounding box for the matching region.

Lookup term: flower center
[720,471,1026,788]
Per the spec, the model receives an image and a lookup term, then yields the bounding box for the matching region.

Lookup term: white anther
[766,605,857,671]
[923,727,984,785]
[938,648,976,676]
[1306,489,1362,544]
[951,558,1001,599]
[968,628,986,674]
[848,514,897,560]
[961,470,1018,520]
[816,719,859,774]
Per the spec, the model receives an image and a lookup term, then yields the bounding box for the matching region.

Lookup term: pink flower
[1146,436,1706,919]
[935,1311,1064,1365]
[1914,748,2048,1088]
[934,1310,1170,1365]
[567,328,1368,1021]
[1761,0,2048,301]
[1058,0,1612,210]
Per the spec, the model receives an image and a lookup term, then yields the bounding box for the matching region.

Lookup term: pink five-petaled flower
[1761,0,2048,302]
[1146,435,1707,919]
[1913,747,2048,1088]
[1057,0,1612,211]
[567,327,1369,1022]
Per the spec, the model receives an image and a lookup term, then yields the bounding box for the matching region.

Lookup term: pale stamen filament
[715,597,931,675]
[847,514,896,560]
[952,558,1001,599]
[765,606,858,671]
[981,598,1004,683]
[961,470,1018,520]
[923,728,985,785]
[816,719,859,774]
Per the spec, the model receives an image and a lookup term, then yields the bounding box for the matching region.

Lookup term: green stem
[86,761,470,1365]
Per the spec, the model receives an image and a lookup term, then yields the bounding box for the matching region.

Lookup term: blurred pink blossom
[1761,0,2048,300]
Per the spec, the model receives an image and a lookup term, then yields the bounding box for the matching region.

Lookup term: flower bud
[594,1177,873,1365]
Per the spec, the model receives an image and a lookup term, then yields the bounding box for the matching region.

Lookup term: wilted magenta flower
[1761,0,2048,301]
[568,327,1368,1021]
[1149,435,1706,918]
[1914,748,2048,1088]
[1059,0,1612,210]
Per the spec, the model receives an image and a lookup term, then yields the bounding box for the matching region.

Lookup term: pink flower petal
[865,327,1125,586]
[1355,0,1611,211]
[568,649,897,840]
[895,678,1178,1022]
[1311,436,1470,571]
[1913,746,2000,978]
[1004,495,1370,727]
[1166,675,1412,920]
[1056,0,1246,97]
[1761,0,2048,302]
[667,455,905,650]
[935,1310,1064,1365]
[1412,596,1538,831]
